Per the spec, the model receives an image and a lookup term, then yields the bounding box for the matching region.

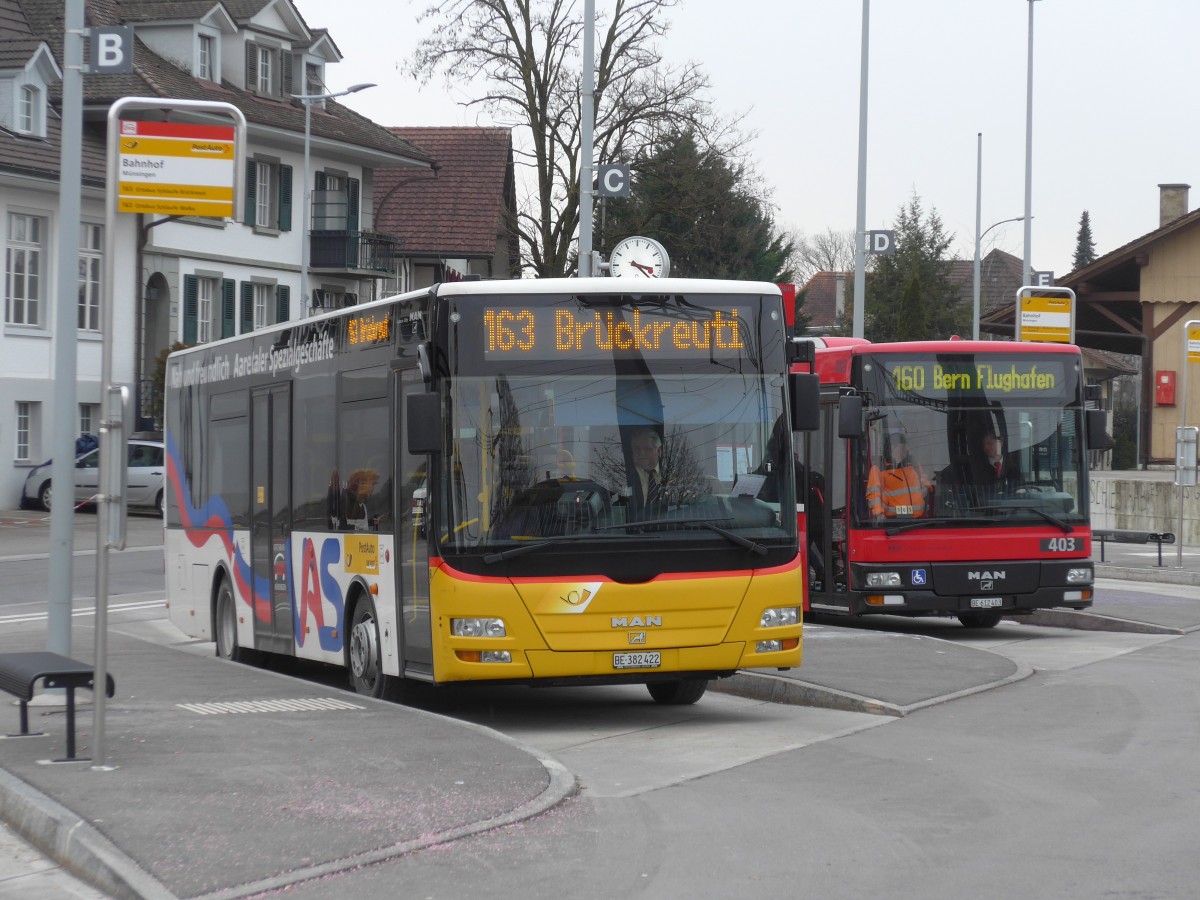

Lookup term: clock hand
[631,261,657,276]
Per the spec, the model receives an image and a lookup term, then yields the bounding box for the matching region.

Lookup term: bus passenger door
[808,395,848,614]
[251,384,294,655]
[395,368,433,676]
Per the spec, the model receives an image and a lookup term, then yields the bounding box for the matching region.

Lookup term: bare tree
[406,0,726,276]
[786,227,858,285]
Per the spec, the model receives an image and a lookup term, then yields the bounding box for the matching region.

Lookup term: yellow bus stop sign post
[1016,286,1076,344]
[1177,318,1200,568]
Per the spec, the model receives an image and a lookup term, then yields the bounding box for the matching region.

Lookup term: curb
[712,659,1035,718]
[1014,608,1190,635]
[1094,564,1200,587]
[0,767,172,900]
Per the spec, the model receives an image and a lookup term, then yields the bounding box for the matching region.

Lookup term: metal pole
[852,0,870,339]
[47,0,86,658]
[300,98,311,310]
[973,133,982,341]
[1022,0,1037,286]
[975,214,1025,339]
[1179,319,1199,568]
[578,0,596,277]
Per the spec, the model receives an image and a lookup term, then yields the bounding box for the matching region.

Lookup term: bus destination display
[877,356,1074,400]
[481,306,747,359]
[347,311,391,347]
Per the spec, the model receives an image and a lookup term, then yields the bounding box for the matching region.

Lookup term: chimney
[834,273,846,318]
[1158,183,1190,226]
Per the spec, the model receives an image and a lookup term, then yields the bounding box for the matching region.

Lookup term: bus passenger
[866,432,931,519]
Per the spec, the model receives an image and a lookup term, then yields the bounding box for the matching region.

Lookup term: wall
[1089,472,1199,545]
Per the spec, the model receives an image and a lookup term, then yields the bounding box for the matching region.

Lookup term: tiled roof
[797,271,847,329]
[14,0,431,167]
[377,126,514,256]
[0,37,44,67]
[0,0,33,38]
[947,249,1026,315]
[0,112,107,185]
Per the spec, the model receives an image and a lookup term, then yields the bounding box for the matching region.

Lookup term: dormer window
[305,62,322,96]
[17,86,38,134]
[256,45,273,94]
[198,34,214,81]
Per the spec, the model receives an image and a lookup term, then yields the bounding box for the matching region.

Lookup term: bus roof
[432,277,783,297]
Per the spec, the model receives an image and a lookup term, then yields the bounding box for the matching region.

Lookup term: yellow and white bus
[164,278,817,704]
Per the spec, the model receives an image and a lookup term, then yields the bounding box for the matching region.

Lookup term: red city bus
[793,337,1106,628]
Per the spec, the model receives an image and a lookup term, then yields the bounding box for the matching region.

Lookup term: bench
[1093,529,1176,567]
[0,652,115,762]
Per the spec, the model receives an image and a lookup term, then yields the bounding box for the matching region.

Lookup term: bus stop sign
[1016,285,1076,344]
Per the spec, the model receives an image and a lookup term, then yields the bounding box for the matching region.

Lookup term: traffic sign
[117,120,237,217]
[866,230,895,255]
[87,26,133,74]
[1015,286,1076,344]
[597,164,630,198]
[1187,324,1200,364]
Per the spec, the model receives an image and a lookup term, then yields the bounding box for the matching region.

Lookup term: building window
[80,403,98,437]
[253,283,273,329]
[244,159,292,231]
[257,45,273,94]
[197,277,216,343]
[5,213,45,326]
[78,223,102,331]
[305,62,322,96]
[17,85,37,134]
[15,402,36,461]
[198,34,213,81]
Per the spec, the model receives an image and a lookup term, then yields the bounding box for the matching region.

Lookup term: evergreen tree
[602,129,794,281]
[1073,210,1097,270]
[863,195,965,341]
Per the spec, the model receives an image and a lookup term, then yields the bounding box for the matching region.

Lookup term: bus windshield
[437,292,796,555]
[854,351,1087,528]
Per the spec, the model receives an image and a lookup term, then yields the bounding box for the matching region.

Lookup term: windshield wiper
[597,517,768,555]
[481,534,595,564]
[960,505,1073,533]
[885,517,995,536]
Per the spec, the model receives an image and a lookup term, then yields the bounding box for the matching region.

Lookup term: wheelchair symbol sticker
[911,569,927,586]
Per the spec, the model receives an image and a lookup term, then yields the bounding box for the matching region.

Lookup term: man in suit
[630,427,666,511]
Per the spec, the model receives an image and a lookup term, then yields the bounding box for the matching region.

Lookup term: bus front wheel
[647,678,709,705]
[348,594,402,700]
[957,611,1004,629]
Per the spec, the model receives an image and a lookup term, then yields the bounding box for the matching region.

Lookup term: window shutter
[244,159,257,225]
[281,51,293,100]
[346,177,360,230]
[276,284,290,323]
[245,42,257,91]
[278,164,293,231]
[183,275,198,343]
[221,279,236,338]
[241,281,254,333]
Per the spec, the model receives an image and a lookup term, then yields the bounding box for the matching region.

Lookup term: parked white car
[20,438,166,515]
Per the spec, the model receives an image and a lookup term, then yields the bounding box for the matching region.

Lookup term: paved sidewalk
[0,631,573,899]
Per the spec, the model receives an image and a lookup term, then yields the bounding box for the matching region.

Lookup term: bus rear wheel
[646,678,709,705]
[348,595,402,700]
[957,610,1004,629]
[215,578,253,663]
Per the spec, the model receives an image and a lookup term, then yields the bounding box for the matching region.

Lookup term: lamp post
[292,82,375,312]
[973,214,1025,340]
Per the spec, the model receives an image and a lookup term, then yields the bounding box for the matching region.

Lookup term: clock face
[609,236,670,278]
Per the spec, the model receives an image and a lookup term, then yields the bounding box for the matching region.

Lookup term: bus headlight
[760,607,800,628]
[451,617,507,638]
[1066,568,1093,584]
[866,571,902,587]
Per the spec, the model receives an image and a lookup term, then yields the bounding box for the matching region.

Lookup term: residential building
[375,126,520,287]
[1,0,431,506]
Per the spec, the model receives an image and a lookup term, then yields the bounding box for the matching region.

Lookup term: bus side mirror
[838,395,863,439]
[407,393,442,454]
[1086,408,1112,450]
[789,373,820,432]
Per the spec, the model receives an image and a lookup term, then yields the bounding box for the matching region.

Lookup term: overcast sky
[299,0,1200,279]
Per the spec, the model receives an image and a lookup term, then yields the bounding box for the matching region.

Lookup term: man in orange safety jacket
[866,432,932,519]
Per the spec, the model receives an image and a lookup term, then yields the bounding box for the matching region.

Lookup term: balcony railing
[309,230,400,274]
